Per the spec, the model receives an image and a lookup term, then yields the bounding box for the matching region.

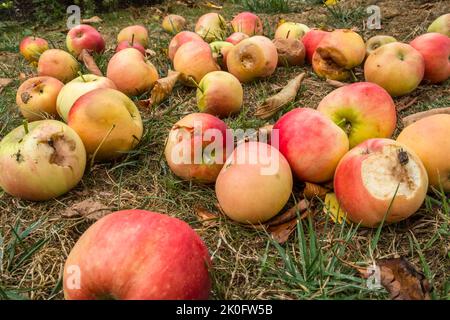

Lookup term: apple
[273,108,349,183]
[19,36,48,64]
[231,12,263,36]
[168,31,205,62]
[364,42,424,97]
[410,33,450,84]
[37,49,80,83]
[209,41,233,69]
[67,88,143,161]
[195,13,227,42]
[226,32,249,45]
[173,41,220,85]
[66,24,105,57]
[16,76,64,121]
[273,38,305,67]
[312,29,365,81]
[301,29,329,64]
[215,141,293,224]
[117,25,149,48]
[365,35,397,56]
[116,39,145,55]
[274,22,310,40]
[196,71,243,118]
[427,13,450,36]
[397,114,450,192]
[56,74,117,122]
[317,82,397,148]
[334,138,428,228]
[162,14,186,34]
[164,113,228,183]
[106,48,159,96]
[226,36,278,82]
[63,210,211,300]
[0,120,86,201]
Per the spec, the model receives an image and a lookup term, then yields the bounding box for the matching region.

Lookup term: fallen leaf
[277,18,286,28]
[0,78,12,93]
[359,257,432,300]
[202,1,222,9]
[323,193,350,224]
[303,182,329,200]
[195,206,218,221]
[268,219,298,244]
[267,199,309,227]
[255,73,305,119]
[82,16,103,24]
[139,70,181,107]
[325,78,347,88]
[402,107,450,127]
[78,49,103,76]
[62,198,111,221]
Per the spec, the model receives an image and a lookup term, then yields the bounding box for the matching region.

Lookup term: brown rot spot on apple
[41,133,77,167]
[313,48,350,81]
[21,92,31,104]
[397,148,409,166]
[13,150,24,163]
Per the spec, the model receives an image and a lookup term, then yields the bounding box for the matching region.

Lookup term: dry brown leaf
[82,16,103,24]
[303,182,330,200]
[323,192,350,224]
[140,70,181,107]
[267,199,309,227]
[359,257,432,300]
[402,107,450,126]
[325,78,348,88]
[62,198,111,221]
[202,1,222,9]
[255,73,306,119]
[0,78,13,93]
[268,219,298,244]
[195,206,218,221]
[78,49,103,76]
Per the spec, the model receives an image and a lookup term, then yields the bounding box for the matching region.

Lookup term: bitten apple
[365,35,397,56]
[66,24,105,57]
[19,36,49,63]
[334,139,428,227]
[427,13,450,36]
[195,13,227,42]
[274,22,310,40]
[37,49,80,83]
[117,25,149,48]
[162,14,186,34]
[168,31,204,61]
[226,32,249,45]
[231,12,263,36]
[301,29,329,64]
[16,76,64,121]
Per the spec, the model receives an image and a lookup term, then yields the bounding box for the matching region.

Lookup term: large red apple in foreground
[216,141,293,224]
[334,139,428,228]
[63,210,211,300]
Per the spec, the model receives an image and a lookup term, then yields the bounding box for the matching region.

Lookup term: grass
[324,1,366,29]
[231,0,291,13]
[0,0,450,300]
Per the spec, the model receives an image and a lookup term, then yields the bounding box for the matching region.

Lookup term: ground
[0,0,449,300]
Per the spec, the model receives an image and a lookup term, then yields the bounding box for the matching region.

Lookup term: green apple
[274,22,310,40]
[209,41,233,69]
[365,35,397,56]
[428,13,450,37]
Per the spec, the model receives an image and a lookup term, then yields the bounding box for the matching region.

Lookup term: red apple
[334,138,428,227]
[226,32,249,45]
[410,33,450,84]
[66,24,105,57]
[273,108,349,183]
[117,25,149,48]
[231,12,263,36]
[301,29,329,64]
[37,49,80,83]
[63,210,211,300]
[168,31,205,62]
[19,36,49,63]
[195,13,227,42]
[116,39,145,55]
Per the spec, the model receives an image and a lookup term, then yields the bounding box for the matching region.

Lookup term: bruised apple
[231,12,263,36]
[37,49,80,83]
[19,36,48,64]
[162,14,186,34]
[301,29,329,64]
[0,120,86,201]
[365,35,397,57]
[63,210,211,300]
[273,38,305,67]
[216,141,292,224]
[195,13,227,42]
[168,31,204,61]
[334,139,428,227]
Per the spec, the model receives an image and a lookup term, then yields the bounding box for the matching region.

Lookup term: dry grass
[0,0,449,300]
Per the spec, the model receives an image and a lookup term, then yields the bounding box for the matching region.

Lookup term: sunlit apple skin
[397,114,450,192]
[364,42,424,97]
[215,141,293,224]
[56,74,117,122]
[68,88,143,161]
[162,14,186,34]
[19,36,49,63]
[0,120,86,201]
[195,13,227,42]
[231,12,263,36]
[164,113,228,183]
[317,82,397,148]
[116,40,145,55]
[106,48,159,96]
[16,76,64,121]
[196,71,243,118]
[209,41,233,69]
[365,35,397,56]
[117,25,149,48]
[312,29,365,81]
[37,49,80,83]
[66,24,105,57]
[226,36,278,83]
[301,29,329,64]
[410,33,450,84]
[273,38,305,67]
[63,210,211,300]
[225,32,249,45]
[274,22,310,40]
[273,108,349,183]
[173,41,220,85]
[334,139,428,228]
[168,31,205,61]
[427,13,450,36]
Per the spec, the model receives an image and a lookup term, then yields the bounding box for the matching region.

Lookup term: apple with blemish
[168,31,205,61]
[225,32,249,45]
[37,49,80,83]
[273,38,305,67]
[364,42,424,96]
[365,35,397,56]
[66,24,105,57]
[0,120,86,201]
[107,48,159,96]
[273,108,349,183]
[117,25,149,48]
[317,82,397,148]
[19,36,49,64]
[162,14,186,34]
[231,12,263,36]
[56,74,117,122]
[195,13,227,42]
[301,29,329,64]
[16,76,64,121]
[334,139,428,228]
[274,22,310,40]
[209,41,233,69]
[67,88,143,161]
[427,13,450,36]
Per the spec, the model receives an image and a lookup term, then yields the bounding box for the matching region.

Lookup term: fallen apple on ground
[66,24,105,57]
[225,32,249,45]
[427,13,450,36]
[301,28,329,64]
[19,36,48,64]
[365,35,397,56]
[37,49,80,83]
[195,12,227,42]
[215,141,293,224]
[16,76,64,121]
[168,31,205,61]
[162,14,186,34]
[116,37,146,55]
[334,138,428,228]
[231,12,263,36]
[0,120,86,201]
[63,210,211,300]
[274,22,310,40]
[209,41,233,69]
[273,38,305,67]
[117,25,149,48]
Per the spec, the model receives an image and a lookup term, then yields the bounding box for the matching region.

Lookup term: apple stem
[22,119,29,134]
[131,34,135,46]
[78,71,86,82]
[286,30,291,39]
[189,76,203,93]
